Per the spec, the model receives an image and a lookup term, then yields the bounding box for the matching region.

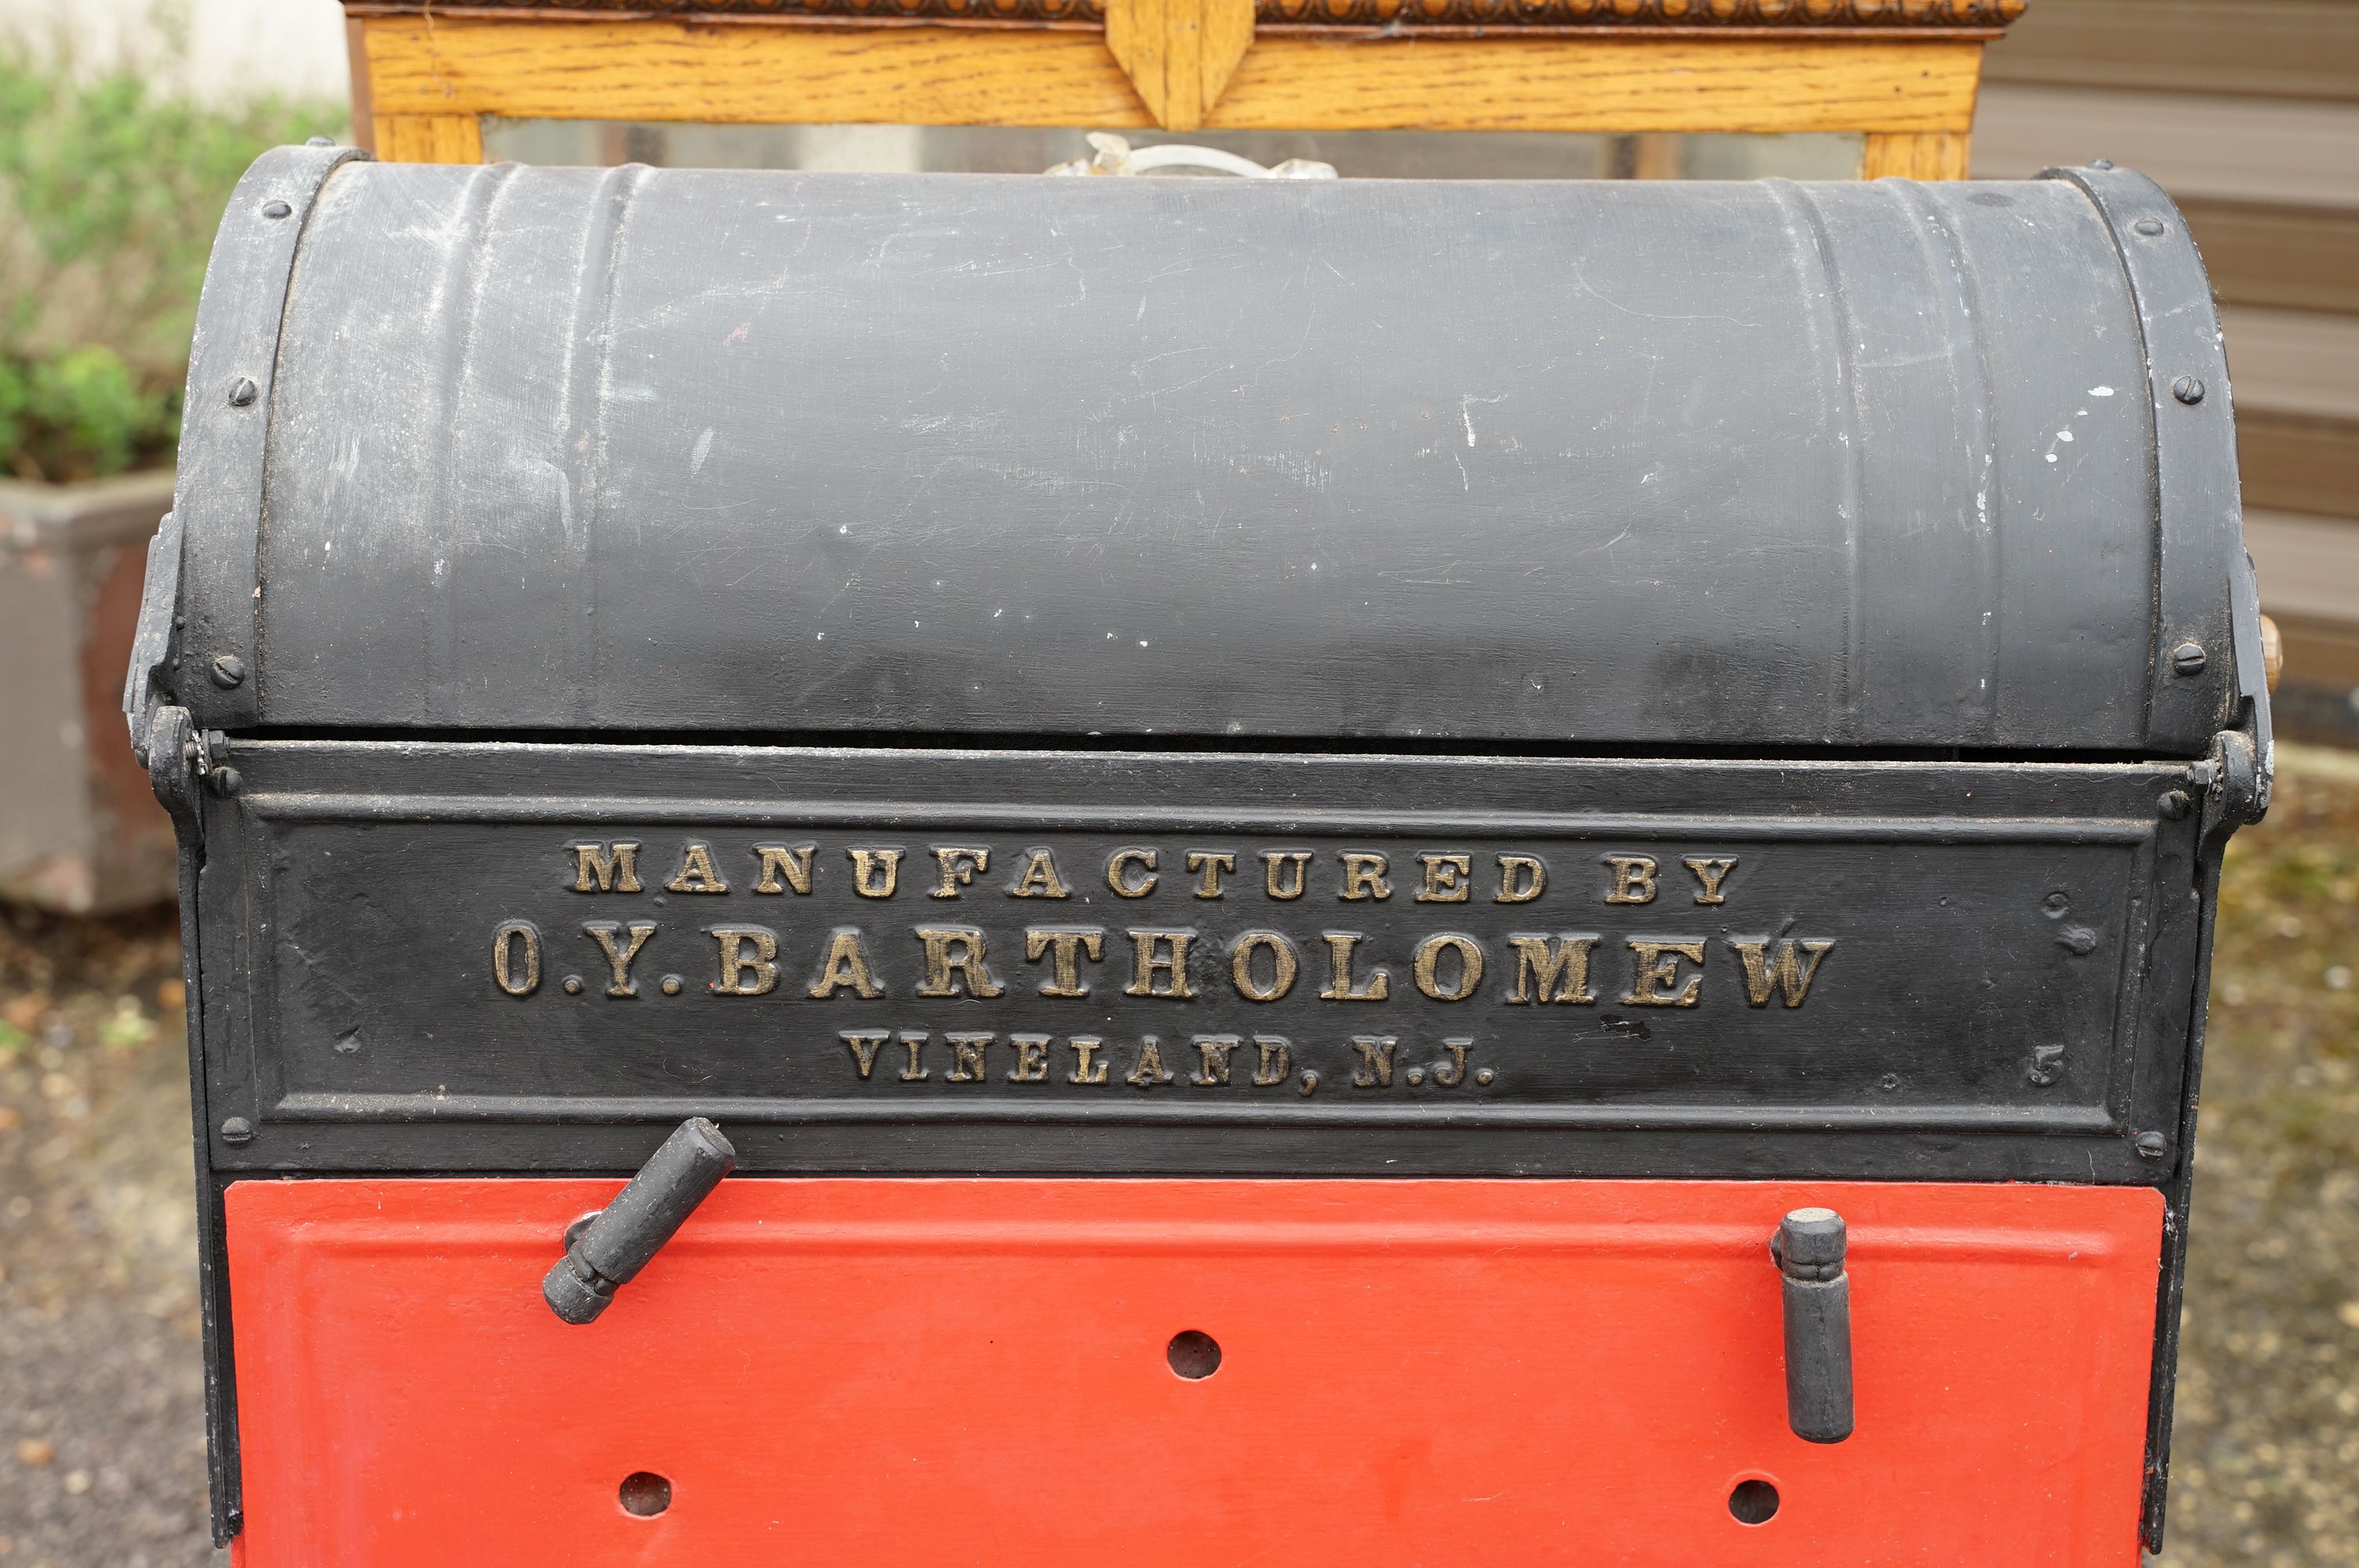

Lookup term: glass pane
[482,120,1863,180]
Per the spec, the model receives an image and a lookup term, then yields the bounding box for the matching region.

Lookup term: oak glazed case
[130,146,2270,1564]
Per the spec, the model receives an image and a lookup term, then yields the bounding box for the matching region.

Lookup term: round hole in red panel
[619,1471,672,1518]
[1727,1478,1779,1526]
[1167,1330,1222,1380]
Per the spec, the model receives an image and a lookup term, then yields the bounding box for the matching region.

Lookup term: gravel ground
[0,906,222,1568]
[1,752,2355,1566]
[2154,745,2359,1568]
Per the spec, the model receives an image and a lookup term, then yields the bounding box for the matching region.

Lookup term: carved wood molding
[1105,0,1254,129]
[343,0,2024,33]
[1265,0,2024,26]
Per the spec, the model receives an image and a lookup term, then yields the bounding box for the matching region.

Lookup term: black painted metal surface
[151,154,2257,751]
[198,740,2212,1181]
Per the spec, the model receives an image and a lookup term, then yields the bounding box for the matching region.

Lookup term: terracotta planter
[0,470,177,912]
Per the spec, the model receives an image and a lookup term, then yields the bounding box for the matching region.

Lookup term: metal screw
[205,765,242,798]
[2172,641,2208,677]
[261,199,293,220]
[2089,158,2115,170]
[2158,789,2192,820]
[220,1116,255,1145]
[209,653,246,688]
[228,376,259,407]
[307,135,336,147]
[2132,217,2165,237]
[2133,1131,2168,1160]
[2172,376,2205,405]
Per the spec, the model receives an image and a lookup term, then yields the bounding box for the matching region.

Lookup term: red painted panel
[226,1178,2161,1567]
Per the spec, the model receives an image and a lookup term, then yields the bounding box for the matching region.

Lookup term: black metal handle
[1772,1207,1854,1443]
[543,1117,736,1324]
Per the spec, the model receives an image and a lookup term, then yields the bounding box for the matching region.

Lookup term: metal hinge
[144,706,238,841]
[2197,728,2266,858]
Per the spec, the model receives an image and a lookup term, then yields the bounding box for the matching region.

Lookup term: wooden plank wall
[1978,0,2359,727]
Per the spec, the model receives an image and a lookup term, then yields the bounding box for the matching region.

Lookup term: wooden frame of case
[340,0,2023,176]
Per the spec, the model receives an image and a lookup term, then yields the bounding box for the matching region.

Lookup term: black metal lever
[1772,1207,1855,1443]
[543,1117,735,1324]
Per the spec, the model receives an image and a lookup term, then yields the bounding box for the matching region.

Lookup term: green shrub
[0,44,343,481]
[0,345,177,481]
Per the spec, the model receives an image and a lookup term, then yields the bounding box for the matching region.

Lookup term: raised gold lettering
[1505,935,1598,1004]
[1228,931,1299,1003]
[1107,848,1159,898]
[1007,1033,1052,1083]
[1191,1036,1241,1086]
[1125,930,1197,999]
[1730,938,1834,1007]
[932,846,990,898]
[1262,851,1311,900]
[1127,1036,1176,1087]
[849,848,903,898]
[1684,856,1738,906]
[1416,854,1472,903]
[916,927,1005,999]
[1433,1040,1473,1087]
[1187,851,1236,898]
[1068,1036,1110,1085]
[808,927,885,999]
[666,841,729,895]
[1321,933,1390,1002]
[842,1029,888,1080]
[571,842,642,894]
[945,1033,992,1082]
[898,1031,929,1081]
[1350,1036,1397,1087]
[1412,933,1485,1001]
[753,844,815,895]
[492,920,540,996]
[1252,1036,1292,1087]
[1007,848,1070,900]
[1604,855,1658,906]
[1024,927,1105,998]
[1624,939,1706,1007]
[1339,852,1392,901]
[583,920,655,998]
[1496,855,1546,903]
[709,926,779,996]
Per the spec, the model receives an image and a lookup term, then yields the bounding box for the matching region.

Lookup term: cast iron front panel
[194,741,2202,1181]
[144,151,2268,1552]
